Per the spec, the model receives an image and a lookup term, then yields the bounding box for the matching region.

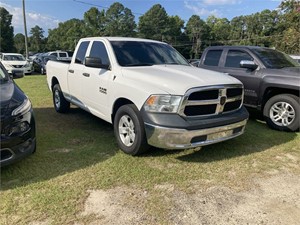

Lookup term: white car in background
[289,55,300,63]
[47,51,72,61]
[0,53,32,75]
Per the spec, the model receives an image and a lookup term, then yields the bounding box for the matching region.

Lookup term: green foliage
[206,15,231,45]
[0,7,14,52]
[138,4,169,40]
[105,2,136,37]
[14,33,25,54]
[83,7,106,37]
[185,15,209,58]
[47,19,86,51]
[29,25,46,52]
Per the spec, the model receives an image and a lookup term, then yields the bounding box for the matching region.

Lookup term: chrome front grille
[179,85,244,117]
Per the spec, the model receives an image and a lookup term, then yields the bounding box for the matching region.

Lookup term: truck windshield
[252,48,300,69]
[110,41,189,67]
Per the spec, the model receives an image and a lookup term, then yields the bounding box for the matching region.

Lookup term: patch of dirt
[169,173,300,225]
[79,173,300,225]
[81,187,156,225]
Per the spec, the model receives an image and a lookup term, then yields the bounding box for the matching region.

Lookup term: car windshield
[252,48,300,69]
[3,54,25,61]
[0,65,9,83]
[110,41,189,67]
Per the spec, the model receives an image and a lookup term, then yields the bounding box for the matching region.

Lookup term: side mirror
[240,60,258,70]
[84,57,110,70]
[11,70,24,79]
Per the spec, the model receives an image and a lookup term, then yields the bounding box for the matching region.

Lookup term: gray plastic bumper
[144,119,247,149]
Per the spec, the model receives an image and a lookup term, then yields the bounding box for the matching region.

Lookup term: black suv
[197,46,300,131]
[0,62,36,167]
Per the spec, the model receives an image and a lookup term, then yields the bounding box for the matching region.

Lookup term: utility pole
[22,0,29,59]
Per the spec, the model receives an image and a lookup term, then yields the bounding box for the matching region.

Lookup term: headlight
[12,98,32,116]
[9,122,30,135]
[144,95,182,113]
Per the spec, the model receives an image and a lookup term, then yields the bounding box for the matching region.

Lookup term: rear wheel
[263,94,299,131]
[53,84,70,113]
[114,104,149,155]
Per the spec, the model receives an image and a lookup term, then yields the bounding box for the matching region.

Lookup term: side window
[204,50,222,66]
[50,53,57,57]
[225,50,253,68]
[59,52,67,57]
[89,41,110,65]
[75,41,89,64]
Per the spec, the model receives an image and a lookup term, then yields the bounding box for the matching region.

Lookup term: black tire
[263,94,299,131]
[113,104,149,155]
[53,84,70,113]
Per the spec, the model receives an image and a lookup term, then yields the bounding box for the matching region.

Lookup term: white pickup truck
[46,37,249,155]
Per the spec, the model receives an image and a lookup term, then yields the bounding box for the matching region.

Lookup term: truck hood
[263,67,300,78]
[121,65,240,95]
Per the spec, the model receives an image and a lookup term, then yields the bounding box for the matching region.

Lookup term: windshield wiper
[124,63,154,67]
[164,62,180,65]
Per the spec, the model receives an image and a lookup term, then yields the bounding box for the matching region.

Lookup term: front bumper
[143,107,248,149]
[0,138,36,167]
[6,67,32,74]
[0,109,36,167]
[145,119,247,149]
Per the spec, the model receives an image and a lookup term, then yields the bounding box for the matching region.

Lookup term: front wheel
[114,104,149,155]
[263,94,299,131]
[53,84,70,113]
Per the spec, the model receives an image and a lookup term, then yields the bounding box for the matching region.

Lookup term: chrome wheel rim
[270,101,295,127]
[54,90,61,109]
[118,115,135,147]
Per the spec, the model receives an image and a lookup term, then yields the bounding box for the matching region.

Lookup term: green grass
[1,75,299,224]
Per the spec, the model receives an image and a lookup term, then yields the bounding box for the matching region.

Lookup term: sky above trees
[1,0,299,57]
[0,0,281,36]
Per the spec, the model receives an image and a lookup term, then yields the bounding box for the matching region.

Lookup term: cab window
[204,50,222,66]
[89,41,110,65]
[75,41,89,64]
[225,50,253,68]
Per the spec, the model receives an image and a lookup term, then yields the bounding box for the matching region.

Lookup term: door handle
[82,72,90,77]
[68,69,74,73]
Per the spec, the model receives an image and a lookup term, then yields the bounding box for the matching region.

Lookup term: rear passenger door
[68,41,90,107]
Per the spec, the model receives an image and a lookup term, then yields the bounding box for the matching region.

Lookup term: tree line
[0,0,299,59]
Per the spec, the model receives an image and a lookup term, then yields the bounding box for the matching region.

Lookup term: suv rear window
[204,50,222,66]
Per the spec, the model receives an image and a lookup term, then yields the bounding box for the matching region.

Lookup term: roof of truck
[79,37,165,44]
[205,46,272,50]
